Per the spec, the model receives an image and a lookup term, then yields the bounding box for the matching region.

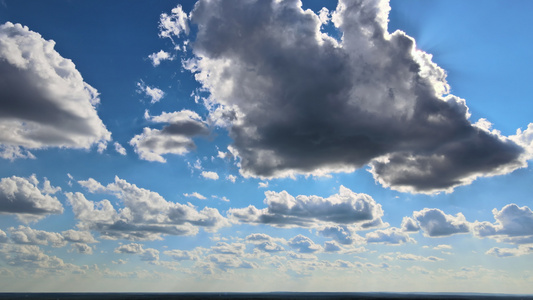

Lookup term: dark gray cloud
[474,204,533,244]
[413,208,471,237]
[228,186,384,228]
[0,175,63,222]
[68,177,230,240]
[130,110,209,162]
[178,0,532,193]
[0,22,111,160]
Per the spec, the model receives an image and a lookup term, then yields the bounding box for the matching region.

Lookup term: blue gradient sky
[0,0,533,293]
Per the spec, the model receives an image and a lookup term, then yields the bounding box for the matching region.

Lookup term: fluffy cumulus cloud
[201,171,219,180]
[137,80,165,104]
[229,186,384,229]
[0,22,111,160]
[69,176,230,240]
[9,225,66,247]
[474,204,533,244]
[176,0,532,194]
[413,208,471,237]
[288,235,322,253]
[365,227,415,245]
[148,50,174,66]
[130,110,209,162]
[0,175,63,222]
[486,244,533,258]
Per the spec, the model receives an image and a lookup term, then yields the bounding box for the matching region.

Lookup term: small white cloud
[258,181,269,188]
[148,50,174,67]
[137,81,165,104]
[201,171,219,180]
[114,142,127,155]
[226,175,237,183]
[183,192,206,200]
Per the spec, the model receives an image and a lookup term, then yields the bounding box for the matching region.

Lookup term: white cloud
[0,22,111,160]
[229,186,384,229]
[0,175,63,222]
[486,245,533,258]
[473,204,533,244]
[201,171,219,180]
[183,192,206,200]
[181,0,530,193]
[226,175,237,183]
[114,142,127,155]
[288,235,322,253]
[380,252,443,262]
[413,208,471,237]
[71,243,93,255]
[0,229,7,243]
[130,110,208,162]
[68,176,230,240]
[137,81,165,104]
[365,227,415,245]
[258,181,269,188]
[401,216,420,232]
[61,230,98,244]
[9,225,66,247]
[148,50,174,67]
[159,5,189,39]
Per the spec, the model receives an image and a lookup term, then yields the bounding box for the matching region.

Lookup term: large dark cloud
[177,0,533,193]
[0,22,111,160]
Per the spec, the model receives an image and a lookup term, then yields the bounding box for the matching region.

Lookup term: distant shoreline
[0,292,532,300]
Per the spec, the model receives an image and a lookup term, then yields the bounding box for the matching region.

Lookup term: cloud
[8,225,66,247]
[413,208,471,237]
[137,81,165,104]
[288,235,322,253]
[365,228,415,245]
[486,245,533,258]
[114,243,159,262]
[201,171,219,180]
[380,252,443,262]
[159,5,189,39]
[148,50,174,67]
[61,229,98,244]
[258,181,269,188]
[163,249,200,261]
[0,22,111,160]
[70,243,93,254]
[183,192,206,200]
[180,0,530,193]
[473,204,533,244]
[226,175,237,183]
[0,175,63,222]
[114,142,127,155]
[317,225,363,245]
[0,229,7,243]
[130,110,209,162]
[229,186,384,229]
[401,216,420,232]
[69,176,230,240]
[0,244,83,274]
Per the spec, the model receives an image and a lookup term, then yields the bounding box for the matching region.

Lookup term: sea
[0,293,532,300]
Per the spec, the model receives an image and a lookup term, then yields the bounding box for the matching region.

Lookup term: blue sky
[1,0,533,293]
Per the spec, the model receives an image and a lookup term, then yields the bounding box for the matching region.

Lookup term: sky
[0,0,533,294]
